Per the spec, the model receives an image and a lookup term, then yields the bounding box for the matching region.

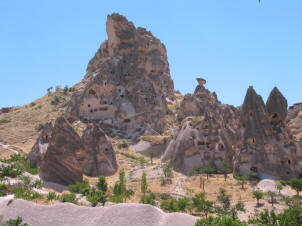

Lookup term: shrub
[51,96,60,105]
[140,192,156,206]
[0,183,9,196]
[159,193,171,200]
[0,164,23,179]
[33,179,43,189]
[289,178,302,196]
[86,188,107,207]
[63,85,68,94]
[61,193,77,204]
[96,176,107,193]
[30,102,36,107]
[68,179,90,196]
[36,123,44,131]
[195,216,247,226]
[3,216,29,226]
[12,187,42,200]
[47,192,59,201]
[55,85,62,91]
[160,199,179,212]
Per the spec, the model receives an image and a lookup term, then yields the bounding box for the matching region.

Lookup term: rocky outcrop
[81,123,117,177]
[162,79,240,174]
[39,117,84,185]
[266,87,288,122]
[66,13,174,138]
[177,78,219,122]
[234,87,301,179]
[287,102,302,144]
[28,121,53,168]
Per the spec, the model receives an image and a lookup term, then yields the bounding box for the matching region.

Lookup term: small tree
[201,166,215,180]
[147,150,155,164]
[289,178,302,196]
[55,85,62,91]
[192,192,214,218]
[221,160,230,182]
[275,182,283,195]
[97,176,107,193]
[266,191,277,207]
[141,172,148,196]
[253,190,264,207]
[47,86,53,94]
[217,188,231,210]
[235,175,247,189]
[86,187,107,207]
[63,85,68,94]
[162,164,173,185]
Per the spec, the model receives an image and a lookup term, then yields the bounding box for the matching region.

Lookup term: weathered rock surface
[28,121,53,168]
[234,87,301,179]
[39,117,84,185]
[287,102,302,144]
[266,87,288,122]
[162,80,240,173]
[0,199,197,226]
[81,123,117,177]
[66,13,174,138]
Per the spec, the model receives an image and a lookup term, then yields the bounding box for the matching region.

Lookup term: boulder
[39,117,84,185]
[66,13,174,138]
[28,121,53,168]
[81,123,117,177]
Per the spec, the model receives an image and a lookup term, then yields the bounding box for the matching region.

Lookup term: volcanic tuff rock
[234,87,301,179]
[266,87,288,121]
[39,117,84,185]
[66,13,174,138]
[28,121,53,168]
[287,102,302,144]
[162,80,240,173]
[81,123,117,177]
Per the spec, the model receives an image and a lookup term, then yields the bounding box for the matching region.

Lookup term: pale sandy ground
[0,197,197,226]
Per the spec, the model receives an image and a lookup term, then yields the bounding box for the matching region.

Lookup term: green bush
[160,199,179,212]
[0,183,9,197]
[33,179,43,188]
[0,164,23,179]
[3,216,29,226]
[47,192,59,201]
[61,193,77,204]
[140,192,156,206]
[86,188,107,207]
[68,179,90,196]
[160,193,172,200]
[12,187,42,200]
[195,216,247,226]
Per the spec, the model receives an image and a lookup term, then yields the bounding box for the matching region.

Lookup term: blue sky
[0,0,301,108]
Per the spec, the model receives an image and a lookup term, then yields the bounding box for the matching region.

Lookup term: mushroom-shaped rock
[39,117,84,185]
[28,121,53,168]
[266,87,288,122]
[196,78,206,86]
[81,123,117,177]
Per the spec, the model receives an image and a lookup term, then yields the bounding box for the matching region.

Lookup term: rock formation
[177,78,219,122]
[28,121,53,168]
[162,79,240,173]
[234,87,301,179]
[66,13,174,138]
[266,87,288,122]
[287,102,302,144]
[81,123,117,177]
[39,117,84,185]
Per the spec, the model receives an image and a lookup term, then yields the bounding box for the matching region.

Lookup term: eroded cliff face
[162,79,240,174]
[234,87,301,179]
[66,13,174,138]
[28,121,53,168]
[39,117,84,185]
[81,123,117,177]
